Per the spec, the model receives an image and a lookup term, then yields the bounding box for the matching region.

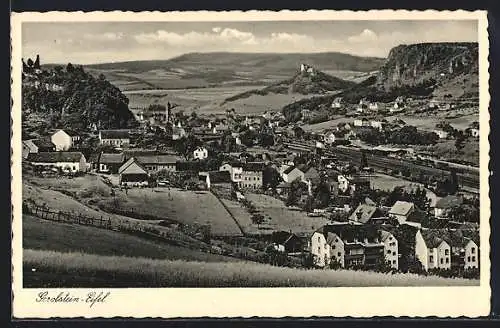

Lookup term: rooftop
[27,151,84,163]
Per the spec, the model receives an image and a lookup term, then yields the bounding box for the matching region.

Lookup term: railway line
[282,141,480,190]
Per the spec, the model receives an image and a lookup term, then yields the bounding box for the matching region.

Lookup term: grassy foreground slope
[23,215,239,263]
[24,249,478,288]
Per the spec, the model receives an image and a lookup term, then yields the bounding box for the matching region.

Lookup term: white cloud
[348,29,378,43]
[212,27,222,33]
[83,32,124,41]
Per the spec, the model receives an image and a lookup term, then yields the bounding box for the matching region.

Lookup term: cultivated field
[23,215,240,263]
[125,85,267,114]
[24,249,479,287]
[99,188,243,236]
[302,116,352,132]
[244,193,330,235]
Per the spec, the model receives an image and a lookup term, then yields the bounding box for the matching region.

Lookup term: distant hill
[223,64,356,103]
[84,52,385,90]
[282,42,479,120]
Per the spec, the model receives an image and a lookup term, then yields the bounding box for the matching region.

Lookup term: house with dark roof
[415,229,451,271]
[348,204,385,224]
[22,139,55,159]
[442,229,479,270]
[201,170,232,190]
[118,157,149,187]
[434,195,464,218]
[134,154,181,173]
[281,166,304,183]
[97,152,125,173]
[241,162,265,189]
[27,152,87,173]
[99,129,131,148]
[269,231,304,254]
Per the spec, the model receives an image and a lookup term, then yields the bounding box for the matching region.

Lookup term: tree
[360,152,368,168]
[173,134,202,160]
[251,214,265,228]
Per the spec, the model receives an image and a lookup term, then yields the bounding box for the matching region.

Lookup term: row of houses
[308,223,479,271]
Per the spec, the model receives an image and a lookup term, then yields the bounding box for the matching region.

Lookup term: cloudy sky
[22,20,478,65]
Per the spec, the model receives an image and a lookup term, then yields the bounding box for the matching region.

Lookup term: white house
[370,120,384,130]
[27,151,87,173]
[433,129,449,139]
[219,162,243,184]
[338,174,350,193]
[368,102,379,111]
[433,195,463,218]
[193,147,209,160]
[388,201,415,224]
[310,231,332,268]
[323,131,336,144]
[470,128,480,138]
[415,230,451,271]
[331,97,343,109]
[282,166,305,183]
[51,129,79,151]
[463,239,479,270]
[380,230,398,270]
[99,129,131,147]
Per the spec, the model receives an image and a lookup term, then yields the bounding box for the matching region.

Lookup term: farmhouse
[135,154,180,173]
[118,157,149,187]
[415,230,451,271]
[219,162,243,184]
[27,151,87,173]
[388,201,415,225]
[97,152,125,174]
[99,129,131,147]
[241,162,265,189]
[202,171,232,190]
[380,230,399,270]
[348,204,385,224]
[193,147,209,160]
[22,138,55,159]
[281,166,305,183]
[270,231,304,254]
[434,195,463,218]
[331,97,343,109]
[51,129,79,151]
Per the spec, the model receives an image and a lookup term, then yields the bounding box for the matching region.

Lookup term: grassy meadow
[98,187,243,236]
[23,215,240,263]
[24,249,479,288]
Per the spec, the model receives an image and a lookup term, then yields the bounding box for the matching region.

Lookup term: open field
[125,85,268,115]
[387,114,478,131]
[245,193,330,235]
[369,173,439,207]
[415,140,479,166]
[24,249,479,287]
[99,188,243,236]
[220,92,321,114]
[302,116,352,132]
[24,215,240,263]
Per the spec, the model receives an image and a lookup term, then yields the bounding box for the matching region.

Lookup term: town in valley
[20,21,482,287]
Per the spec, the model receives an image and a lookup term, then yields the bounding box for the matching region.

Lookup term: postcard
[11,9,490,318]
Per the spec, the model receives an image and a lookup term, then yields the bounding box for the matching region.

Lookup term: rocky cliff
[376,42,479,98]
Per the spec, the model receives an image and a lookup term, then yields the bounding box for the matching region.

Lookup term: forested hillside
[22,60,138,137]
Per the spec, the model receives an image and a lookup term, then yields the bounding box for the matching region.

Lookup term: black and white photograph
[11,10,490,318]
